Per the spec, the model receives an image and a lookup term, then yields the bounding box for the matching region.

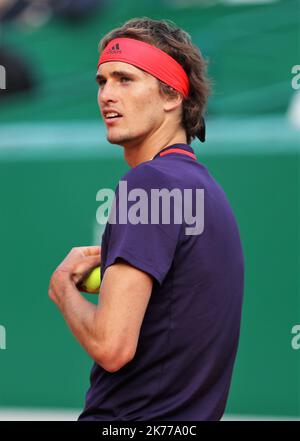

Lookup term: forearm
[55,282,103,365]
[48,246,118,370]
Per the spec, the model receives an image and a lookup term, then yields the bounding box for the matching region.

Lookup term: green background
[0,0,299,417]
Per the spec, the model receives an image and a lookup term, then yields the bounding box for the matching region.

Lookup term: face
[96,61,167,146]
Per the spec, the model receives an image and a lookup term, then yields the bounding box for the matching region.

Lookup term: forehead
[97,61,151,78]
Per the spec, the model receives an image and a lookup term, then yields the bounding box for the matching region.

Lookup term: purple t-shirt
[78,143,244,421]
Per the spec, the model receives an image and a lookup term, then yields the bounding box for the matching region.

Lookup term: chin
[106,132,138,146]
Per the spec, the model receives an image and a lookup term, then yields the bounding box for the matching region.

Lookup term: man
[48,18,244,421]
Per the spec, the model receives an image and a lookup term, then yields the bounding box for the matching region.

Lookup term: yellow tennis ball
[81,267,101,293]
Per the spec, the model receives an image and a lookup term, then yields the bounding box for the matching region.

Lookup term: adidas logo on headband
[107,43,122,55]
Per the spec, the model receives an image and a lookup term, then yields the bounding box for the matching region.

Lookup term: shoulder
[120,161,171,190]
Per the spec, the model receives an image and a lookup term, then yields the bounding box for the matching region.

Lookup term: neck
[122,126,188,168]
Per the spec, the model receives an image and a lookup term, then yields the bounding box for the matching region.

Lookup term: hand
[48,246,101,307]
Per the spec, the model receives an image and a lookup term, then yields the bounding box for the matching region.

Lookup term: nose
[98,80,118,107]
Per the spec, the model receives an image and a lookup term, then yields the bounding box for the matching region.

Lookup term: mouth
[103,111,123,125]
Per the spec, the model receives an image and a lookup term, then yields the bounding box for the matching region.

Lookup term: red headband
[97,38,190,97]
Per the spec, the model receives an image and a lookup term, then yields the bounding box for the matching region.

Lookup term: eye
[98,79,106,87]
[120,77,131,83]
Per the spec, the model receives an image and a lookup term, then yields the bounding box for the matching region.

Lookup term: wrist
[49,269,79,309]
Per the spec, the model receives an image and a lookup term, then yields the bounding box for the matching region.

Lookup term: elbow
[94,344,135,373]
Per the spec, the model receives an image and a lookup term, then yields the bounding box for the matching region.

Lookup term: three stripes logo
[107,43,122,55]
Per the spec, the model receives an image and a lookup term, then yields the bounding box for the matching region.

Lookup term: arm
[94,260,153,371]
[49,247,153,372]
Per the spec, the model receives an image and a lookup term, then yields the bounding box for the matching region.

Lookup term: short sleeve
[102,163,182,286]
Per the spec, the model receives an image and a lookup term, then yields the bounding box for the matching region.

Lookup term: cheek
[115,84,163,124]
[133,91,163,118]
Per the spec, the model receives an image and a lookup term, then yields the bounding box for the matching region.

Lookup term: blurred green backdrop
[0,0,299,418]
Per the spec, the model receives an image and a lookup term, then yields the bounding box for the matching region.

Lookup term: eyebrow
[95,70,136,84]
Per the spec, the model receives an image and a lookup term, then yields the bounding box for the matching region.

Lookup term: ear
[163,91,183,113]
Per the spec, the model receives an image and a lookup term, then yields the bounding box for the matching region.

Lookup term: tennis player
[49,18,244,421]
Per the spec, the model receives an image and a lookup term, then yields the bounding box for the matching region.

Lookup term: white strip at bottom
[0,408,80,421]
[0,408,299,421]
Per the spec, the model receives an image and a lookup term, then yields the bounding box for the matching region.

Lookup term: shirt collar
[152,143,195,160]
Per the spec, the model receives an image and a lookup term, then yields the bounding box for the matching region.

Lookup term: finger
[75,255,100,273]
[55,250,100,276]
[72,255,101,284]
[77,284,99,295]
[74,246,101,257]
